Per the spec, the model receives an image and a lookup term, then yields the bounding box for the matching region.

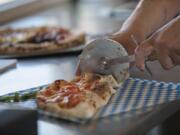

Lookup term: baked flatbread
[0,26,85,54]
[36,73,117,119]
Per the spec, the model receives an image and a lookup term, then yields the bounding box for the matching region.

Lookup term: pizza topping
[26,28,71,44]
[0,29,36,45]
[91,82,109,98]
[36,96,46,103]
[53,80,68,90]
[73,73,111,99]
[58,94,84,108]
[74,74,101,91]
[39,80,85,108]
[62,96,69,103]
[42,87,56,97]
[0,27,72,45]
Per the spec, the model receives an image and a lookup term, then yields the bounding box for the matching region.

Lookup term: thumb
[135,40,154,71]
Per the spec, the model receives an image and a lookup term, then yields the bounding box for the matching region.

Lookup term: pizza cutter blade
[76,38,130,83]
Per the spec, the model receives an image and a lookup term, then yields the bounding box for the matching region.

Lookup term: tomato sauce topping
[44,80,85,108]
[42,74,101,108]
[44,88,56,97]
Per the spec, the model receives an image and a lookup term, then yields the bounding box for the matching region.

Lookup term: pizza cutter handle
[107,55,135,65]
[145,48,157,76]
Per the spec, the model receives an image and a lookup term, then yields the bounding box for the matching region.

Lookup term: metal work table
[0,1,180,135]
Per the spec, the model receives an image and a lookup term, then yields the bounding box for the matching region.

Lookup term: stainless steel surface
[38,101,180,135]
[0,59,17,73]
[0,0,69,24]
[77,39,129,82]
[0,107,37,135]
[0,1,180,135]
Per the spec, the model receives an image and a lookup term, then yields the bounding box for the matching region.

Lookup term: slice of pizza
[36,73,118,119]
[0,26,85,54]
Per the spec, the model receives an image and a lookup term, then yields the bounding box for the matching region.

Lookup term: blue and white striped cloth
[94,78,180,118]
[2,78,180,122]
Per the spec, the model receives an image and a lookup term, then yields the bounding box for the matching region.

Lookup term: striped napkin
[1,78,180,122]
[94,78,180,118]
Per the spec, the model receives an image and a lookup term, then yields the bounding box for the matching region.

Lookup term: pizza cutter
[76,38,154,83]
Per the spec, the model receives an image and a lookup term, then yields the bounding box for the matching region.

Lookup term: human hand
[135,16,180,70]
[110,32,138,55]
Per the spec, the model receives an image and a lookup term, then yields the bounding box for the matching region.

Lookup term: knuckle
[135,45,143,55]
[161,63,174,70]
[163,65,171,70]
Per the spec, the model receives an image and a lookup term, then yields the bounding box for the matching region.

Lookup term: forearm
[119,0,180,43]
